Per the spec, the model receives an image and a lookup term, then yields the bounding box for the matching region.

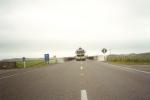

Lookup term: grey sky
[0,0,150,59]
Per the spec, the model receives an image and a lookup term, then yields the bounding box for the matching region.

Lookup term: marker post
[22,57,26,68]
[23,61,26,68]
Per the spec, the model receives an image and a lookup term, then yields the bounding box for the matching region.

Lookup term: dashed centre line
[80,66,83,70]
[81,90,88,100]
[80,63,88,100]
[80,73,84,76]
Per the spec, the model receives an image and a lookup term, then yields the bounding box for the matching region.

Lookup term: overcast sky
[0,0,150,59]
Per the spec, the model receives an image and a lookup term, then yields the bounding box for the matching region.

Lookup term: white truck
[75,47,86,61]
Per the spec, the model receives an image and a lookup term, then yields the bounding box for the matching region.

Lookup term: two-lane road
[0,61,150,100]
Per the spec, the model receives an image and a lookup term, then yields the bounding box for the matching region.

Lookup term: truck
[75,47,86,61]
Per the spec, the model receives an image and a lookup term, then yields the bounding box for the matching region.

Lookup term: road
[0,60,150,100]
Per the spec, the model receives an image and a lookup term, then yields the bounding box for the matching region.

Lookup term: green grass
[106,54,150,65]
[107,61,150,65]
[16,59,57,68]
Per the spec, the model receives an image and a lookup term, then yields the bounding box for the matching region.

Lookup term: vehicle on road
[75,47,86,61]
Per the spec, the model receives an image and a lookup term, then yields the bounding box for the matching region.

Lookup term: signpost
[101,48,107,61]
[53,55,57,63]
[102,48,107,54]
[44,54,49,64]
[22,57,26,68]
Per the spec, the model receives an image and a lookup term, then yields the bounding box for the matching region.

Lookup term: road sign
[101,48,107,61]
[44,54,49,63]
[22,57,26,61]
[102,48,107,54]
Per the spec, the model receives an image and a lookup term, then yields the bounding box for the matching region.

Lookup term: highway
[0,60,150,100]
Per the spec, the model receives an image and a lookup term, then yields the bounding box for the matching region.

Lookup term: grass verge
[106,54,150,65]
[106,61,150,65]
[16,59,57,68]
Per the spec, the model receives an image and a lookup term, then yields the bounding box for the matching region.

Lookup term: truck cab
[75,47,86,61]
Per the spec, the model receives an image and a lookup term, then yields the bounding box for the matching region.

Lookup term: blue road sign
[44,54,49,62]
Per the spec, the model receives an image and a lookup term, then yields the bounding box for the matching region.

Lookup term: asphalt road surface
[0,60,150,100]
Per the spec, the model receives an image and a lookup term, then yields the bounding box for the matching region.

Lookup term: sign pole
[101,48,107,61]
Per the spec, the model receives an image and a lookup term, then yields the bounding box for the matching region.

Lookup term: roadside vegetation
[106,53,150,64]
[16,59,57,68]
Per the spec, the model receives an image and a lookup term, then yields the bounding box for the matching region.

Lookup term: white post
[104,53,105,61]
[23,61,26,68]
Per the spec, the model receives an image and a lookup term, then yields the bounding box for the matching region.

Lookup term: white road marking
[80,73,84,76]
[81,90,88,100]
[0,70,33,80]
[80,66,83,70]
[0,74,18,80]
[0,69,18,75]
[107,63,150,74]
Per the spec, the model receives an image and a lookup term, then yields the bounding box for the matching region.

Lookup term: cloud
[0,0,150,59]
